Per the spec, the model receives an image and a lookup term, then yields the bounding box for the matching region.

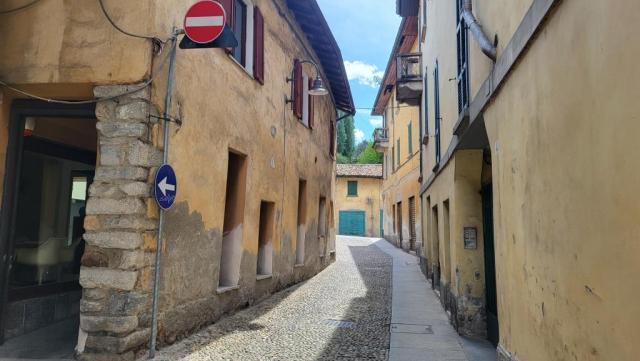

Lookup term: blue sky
[317,0,401,142]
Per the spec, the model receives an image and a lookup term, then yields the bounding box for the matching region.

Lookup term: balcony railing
[373,128,389,152]
[396,53,423,105]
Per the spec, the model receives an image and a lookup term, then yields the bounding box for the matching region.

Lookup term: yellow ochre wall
[380,37,422,250]
[0,0,339,345]
[335,177,382,237]
[419,0,640,359]
[480,1,640,360]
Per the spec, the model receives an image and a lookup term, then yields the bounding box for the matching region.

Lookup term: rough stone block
[112,250,145,270]
[85,328,149,354]
[89,183,126,199]
[107,292,150,316]
[82,247,109,267]
[116,101,149,122]
[96,216,157,231]
[94,167,148,182]
[83,288,108,301]
[86,198,146,216]
[80,267,138,291]
[80,299,104,313]
[80,315,138,334]
[128,141,162,167]
[84,232,143,250]
[84,215,101,231]
[120,182,152,197]
[97,121,147,138]
[95,101,117,122]
[99,144,127,166]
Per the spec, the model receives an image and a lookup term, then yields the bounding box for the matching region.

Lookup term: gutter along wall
[0,0,343,358]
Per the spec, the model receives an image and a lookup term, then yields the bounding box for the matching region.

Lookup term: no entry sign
[184,1,226,44]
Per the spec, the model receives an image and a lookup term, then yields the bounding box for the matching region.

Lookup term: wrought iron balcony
[396,53,422,105]
[373,128,389,152]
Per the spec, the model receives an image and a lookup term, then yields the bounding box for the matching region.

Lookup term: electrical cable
[0,0,41,14]
[97,0,166,45]
[0,38,177,105]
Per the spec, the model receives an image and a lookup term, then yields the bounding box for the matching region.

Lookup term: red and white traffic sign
[183,1,226,44]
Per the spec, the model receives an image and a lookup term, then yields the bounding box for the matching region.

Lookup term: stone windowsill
[256,274,272,281]
[216,285,240,294]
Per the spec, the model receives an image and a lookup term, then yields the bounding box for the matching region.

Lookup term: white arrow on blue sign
[154,164,177,210]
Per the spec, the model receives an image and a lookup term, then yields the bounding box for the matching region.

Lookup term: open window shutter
[219,0,235,54]
[293,59,303,119]
[308,79,315,129]
[253,6,265,84]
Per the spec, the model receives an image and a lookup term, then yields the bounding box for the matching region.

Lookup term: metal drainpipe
[461,0,497,61]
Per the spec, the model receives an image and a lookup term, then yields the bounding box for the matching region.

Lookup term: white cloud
[369,118,383,127]
[354,128,365,143]
[344,60,384,88]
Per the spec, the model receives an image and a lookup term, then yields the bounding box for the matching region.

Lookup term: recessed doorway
[0,100,97,359]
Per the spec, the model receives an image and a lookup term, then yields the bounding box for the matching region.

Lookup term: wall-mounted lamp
[286,59,328,104]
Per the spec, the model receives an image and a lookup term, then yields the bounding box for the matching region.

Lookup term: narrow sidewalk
[374,239,496,361]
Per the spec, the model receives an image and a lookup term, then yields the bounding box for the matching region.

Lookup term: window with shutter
[253,6,264,84]
[293,59,303,119]
[347,181,358,197]
[329,120,335,156]
[219,0,235,54]
[408,122,413,155]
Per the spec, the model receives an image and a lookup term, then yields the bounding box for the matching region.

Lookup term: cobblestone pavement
[151,236,392,361]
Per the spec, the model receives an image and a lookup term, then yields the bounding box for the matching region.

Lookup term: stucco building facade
[372,18,422,252]
[0,0,353,359]
[334,164,382,238]
[393,0,640,360]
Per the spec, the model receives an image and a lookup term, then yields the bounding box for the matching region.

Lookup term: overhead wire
[0,0,41,14]
[0,37,177,105]
[97,0,166,45]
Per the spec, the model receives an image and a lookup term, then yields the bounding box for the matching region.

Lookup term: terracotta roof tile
[336,164,383,178]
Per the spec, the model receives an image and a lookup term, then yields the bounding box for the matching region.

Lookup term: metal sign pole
[149,30,179,359]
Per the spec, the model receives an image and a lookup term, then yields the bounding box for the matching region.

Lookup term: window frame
[455,0,470,113]
[347,180,358,197]
[229,0,255,76]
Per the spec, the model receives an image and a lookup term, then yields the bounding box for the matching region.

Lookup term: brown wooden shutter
[308,79,315,129]
[220,0,235,54]
[293,59,303,119]
[253,6,265,84]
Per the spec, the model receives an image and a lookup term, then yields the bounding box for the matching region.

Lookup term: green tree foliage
[354,140,369,159]
[357,142,384,164]
[336,152,350,164]
[336,120,347,155]
[343,116,355,159]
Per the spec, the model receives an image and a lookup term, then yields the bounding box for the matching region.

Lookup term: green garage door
[339,210,366,236]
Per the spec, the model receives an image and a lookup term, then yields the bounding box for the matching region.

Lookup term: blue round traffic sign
[154,164,177,210]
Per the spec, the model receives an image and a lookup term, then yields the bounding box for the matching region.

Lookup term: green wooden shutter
[397,139,401,164]
[347,181,358,196]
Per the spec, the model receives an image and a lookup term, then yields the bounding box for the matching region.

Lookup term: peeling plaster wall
[0,0,338,356]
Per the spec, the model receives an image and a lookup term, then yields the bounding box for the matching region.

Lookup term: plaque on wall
[464,227,477,249]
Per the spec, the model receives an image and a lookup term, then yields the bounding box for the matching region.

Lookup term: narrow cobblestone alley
[151,237,393,361]
[150,236,495,361]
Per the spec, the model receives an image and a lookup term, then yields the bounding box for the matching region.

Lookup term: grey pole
[149,30,179,359]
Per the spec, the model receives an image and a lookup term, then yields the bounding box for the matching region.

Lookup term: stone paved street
[148,236,495,361]
[150,236,392,361]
